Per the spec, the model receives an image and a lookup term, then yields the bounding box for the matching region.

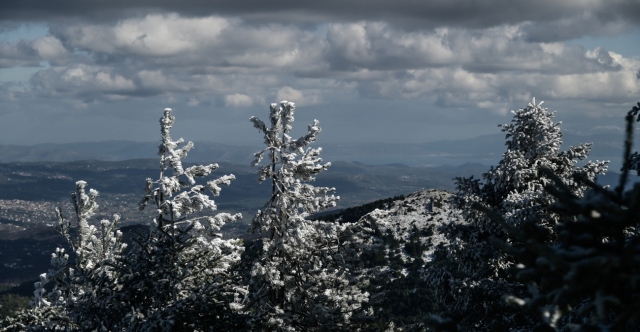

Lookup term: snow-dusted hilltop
[357,189,460,267]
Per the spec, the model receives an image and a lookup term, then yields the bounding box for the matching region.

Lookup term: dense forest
[1,99,639,331]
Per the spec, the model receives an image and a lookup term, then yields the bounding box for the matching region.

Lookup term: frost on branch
[485,102,640,331]
[125,107,246,330]
[8,180,128,331]
[249,101,336,235]
[139,108,240,230]
[426,98,608,330]
[1,108,248,331]
[245,101,370,331]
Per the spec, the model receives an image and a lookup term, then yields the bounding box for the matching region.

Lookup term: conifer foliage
[245,101,369,331]
[122,107,245,331]
[428,98,608,330]
[1,108,245,331]
[5,96,638,331]
[1,181,126,331]
[489,102,640,331]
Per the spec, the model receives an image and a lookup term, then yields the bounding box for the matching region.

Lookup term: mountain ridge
[0,131,628,167]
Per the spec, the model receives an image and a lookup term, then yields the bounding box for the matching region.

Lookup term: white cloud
[28,64,136,102]
[32,36,67,62]
[14,17,638,110]
[609,51,640,73]
[58,14,231,57]
[325,22,458,70]
[224,93,253,108]
[59,65,135,92]
[276,86,321,106]
[543,71,640,101]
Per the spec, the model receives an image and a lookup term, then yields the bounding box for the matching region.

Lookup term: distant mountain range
[0,130,630,168]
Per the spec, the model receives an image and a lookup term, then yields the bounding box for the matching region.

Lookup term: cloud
[46,14,327,74]
[2,1,639,35]
[224,93,253,108]
[592,125,624,133]
[31,36,68,64]
[29,64,136,102]
[3,14,636,113]
[54,14,230,57]
[521,11,635,42]
[0,39,40,67]
[0,2,638,146]
[323,23,626,75]
[276,86,321,106]
[4,14,635,109]
[325,23,458,71]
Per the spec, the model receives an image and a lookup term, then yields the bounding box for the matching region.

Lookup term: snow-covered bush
[427,98,608,330]
[244,101,370,331]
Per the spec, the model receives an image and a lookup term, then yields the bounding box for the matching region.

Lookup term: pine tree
[1,108,246,331]
[427,98,608,330]
[244,101,370,331]
[121,107,246,331]
[1,181,126,331]
[488,102,640,331]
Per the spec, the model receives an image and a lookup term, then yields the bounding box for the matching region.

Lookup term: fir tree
[244,101,370,331]
[488,102,640,331]
[1,108,246,331]
[427,98,607,330]
[1,181,126,331]
[121,107,246,331]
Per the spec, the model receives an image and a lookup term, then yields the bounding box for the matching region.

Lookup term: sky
[0,0,639,147]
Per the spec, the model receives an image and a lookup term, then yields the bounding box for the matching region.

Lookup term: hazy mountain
[0,130,629,167]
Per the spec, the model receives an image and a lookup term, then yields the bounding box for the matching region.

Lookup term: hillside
[338,189,462,327]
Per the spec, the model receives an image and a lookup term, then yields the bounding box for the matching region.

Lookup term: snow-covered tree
[244,101,370,331]
[427,98,608,330]
[1,181,126,331]
[489,102,640,331]
[121,107,246,331]
[1,108,246,331]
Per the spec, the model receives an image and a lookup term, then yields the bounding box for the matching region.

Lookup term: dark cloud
[1,0,639,37]
[522,14,635,42]
[0,39,40,67]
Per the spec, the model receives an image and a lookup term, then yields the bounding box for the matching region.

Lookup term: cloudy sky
[1,0,639,147]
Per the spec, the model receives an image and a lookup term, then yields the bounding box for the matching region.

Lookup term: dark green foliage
[114,228,248,331]
[353,203,442,330]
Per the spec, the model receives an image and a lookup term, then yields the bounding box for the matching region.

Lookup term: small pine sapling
[2,181,127,331]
